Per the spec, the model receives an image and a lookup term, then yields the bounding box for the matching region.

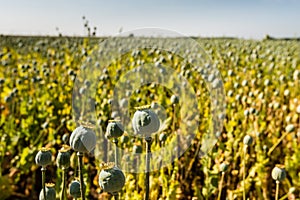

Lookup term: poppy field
[0,35,300,199]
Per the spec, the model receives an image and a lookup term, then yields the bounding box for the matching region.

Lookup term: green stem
[275,181,279,200]
[144,137,152,200]
[113,192,119,200]
[268,131,290,156]
[113,138,119,167]
[77,152,85,200]
[60,168,67,200]
[173,104,181,182]
[217,172,225,200]
[173,104,179,159]
[41,167,46,200]
[279,193,289,200]
[243,145,247,200]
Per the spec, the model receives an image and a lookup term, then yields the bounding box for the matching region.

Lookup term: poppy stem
[113,138,119,167]
[144,137,152,200]
[275,181,280,200]
[77,152,85,200]
[41,167,47,200]
[60,168,67,200]
[113,192,119,200]
[217,172,225,200]
[243,145,247,200]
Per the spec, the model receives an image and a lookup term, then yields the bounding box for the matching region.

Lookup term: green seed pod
[120,134,129,144]
[133,144,143,154]
[264,79,270,86]
[212,79,221,89]
[159,132,167,142]
[248,91,254,98]
[286,116,291,123]
[285,124,295,133]
[99,163,125,193]
[289,187,296,194]
[132,106,160,137]
[242,80,248,87]
[220,162,229,172]
[69,125,96,153]
[284,89,290,97]
[263,145,268,153]
[39,183,56,200]
[271,165,286,182]
[234,83,240,89]
[170,95,179,105]
[293,70,300,80]
[4,95,12,103]
[235,94,241,101]
[273,102,280,110]
[258,92,264,100]
[228,69,234,77]
[241,96,247,104]
[244,110,250,117]
[274,90,279,97]
[105,120,124,139]
[56,146,71,169]
[62,133,69,144]
[296,105,300,114]
[279,74,286,82]
[249,107,256,115]
[243,135,253,146]
[35,147,52,167]
[227,90,234,97]
[119,98,128,109]
[69,180,86,198]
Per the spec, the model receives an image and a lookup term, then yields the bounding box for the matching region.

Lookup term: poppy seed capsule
[119,98,128,109]
[296,105,300,114]
[244,110,249,117]
[285,124,295,133]
[56,147,71,169]
[99,164,125,193]
[243,135,253,146]
[242,80,248,87]
[105,120,124,139]
[272,165,286,181]
[69,180,86,198]
[69,125,96,153]
[39,183,56,200]
[62,133,69,144]
[159,132,167,142]
[284,89,290,97]
[35,148,52,167]
[133,144,143,154]
[4,95,12,103]
[132,107,160,137]
[220,162,229,172]
[170,95,179,104]
[249,107,256,115]
[120,134,129,144]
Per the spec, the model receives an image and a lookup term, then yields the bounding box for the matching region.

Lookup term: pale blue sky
[0,0,299,38]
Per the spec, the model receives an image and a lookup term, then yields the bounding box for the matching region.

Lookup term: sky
[0,0,300,39]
